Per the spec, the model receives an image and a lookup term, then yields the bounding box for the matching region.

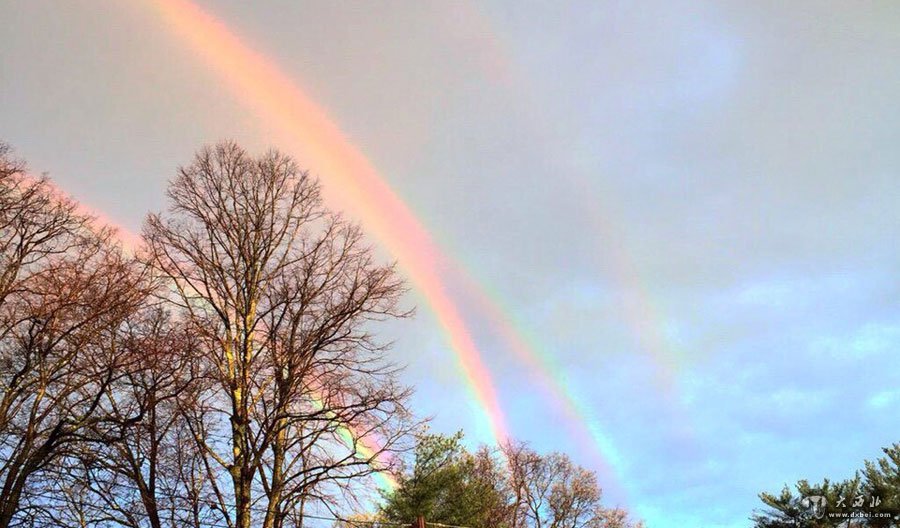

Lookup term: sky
[2,1,900,526]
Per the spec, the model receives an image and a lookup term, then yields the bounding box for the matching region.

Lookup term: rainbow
[580,201,684,393]
[149,0,510,444]
[453,269,628,479]
[446,201,691,493]
[308,395,399,492]
[337,428,398,492]
[31,175,145,252]
[145,0,664,513]
[444,2,682,393]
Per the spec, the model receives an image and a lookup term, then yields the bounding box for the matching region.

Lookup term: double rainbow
[140,0,657,508]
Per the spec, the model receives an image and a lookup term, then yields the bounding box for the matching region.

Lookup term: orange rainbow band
[149,0,510,444]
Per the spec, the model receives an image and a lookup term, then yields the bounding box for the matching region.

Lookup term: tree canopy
[380,433,642,528]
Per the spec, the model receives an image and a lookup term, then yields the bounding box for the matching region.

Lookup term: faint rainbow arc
[461,0,687,391]
[425,252,633,507]
[427,3,689,509]
[35,175,145,252]
[437,9,696,513]
[581,201,684,390]
[454,268,628,471]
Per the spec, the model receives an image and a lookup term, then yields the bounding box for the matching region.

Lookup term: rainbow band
[308,394,399,492]
[145,0,650,514]
[150,0,510,446]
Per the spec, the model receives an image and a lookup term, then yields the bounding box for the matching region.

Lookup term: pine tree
[753,443,900,527]
[379,432,507,528]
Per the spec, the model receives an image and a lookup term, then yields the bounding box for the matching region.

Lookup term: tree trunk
[262,422,286,528]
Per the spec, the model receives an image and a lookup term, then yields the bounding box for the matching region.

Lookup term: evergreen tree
[753,443,900,527]
[379,432,508,528]
[379,433,642,528]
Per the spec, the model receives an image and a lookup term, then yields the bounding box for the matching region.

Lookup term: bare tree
[0,143,150,528]
[502,442,642,528]
[143,141,415,528]
[50,308,220,528]
[1,141,638,528]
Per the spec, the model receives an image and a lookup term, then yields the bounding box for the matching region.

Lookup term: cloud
[813,323,900,361]
[4,1,900,526]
